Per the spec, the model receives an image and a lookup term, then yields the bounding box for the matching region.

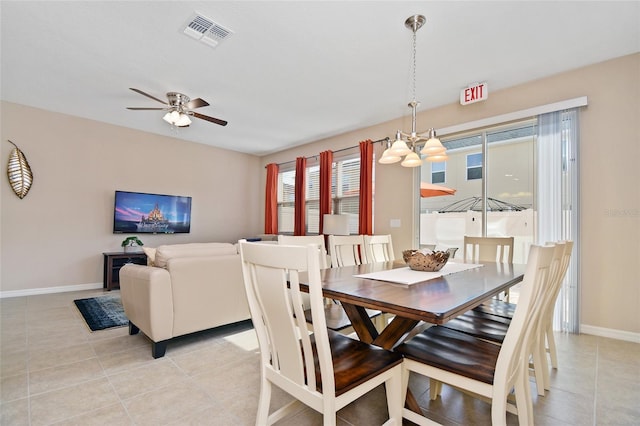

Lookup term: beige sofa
[119,242,251,358]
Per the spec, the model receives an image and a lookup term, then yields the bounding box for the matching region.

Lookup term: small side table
[103,251,147,291]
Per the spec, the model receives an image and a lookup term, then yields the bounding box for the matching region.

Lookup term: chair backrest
[328,235,367,267]
[541,241,574,325]
[363,234,395,262]
[463,236,514,264]
[239,241,337,398]
[278,235,329,269]
[493,244,556,399]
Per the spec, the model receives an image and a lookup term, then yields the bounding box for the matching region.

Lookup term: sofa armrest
[119,264,174,343]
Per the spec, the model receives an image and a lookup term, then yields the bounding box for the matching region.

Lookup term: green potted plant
[121,236,144,253]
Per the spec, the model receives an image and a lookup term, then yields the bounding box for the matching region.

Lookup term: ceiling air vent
[183,13,233,48]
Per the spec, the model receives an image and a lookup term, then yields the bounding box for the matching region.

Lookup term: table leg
[340,304,423,415]
[340,304,378,343]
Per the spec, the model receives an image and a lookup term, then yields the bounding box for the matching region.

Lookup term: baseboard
[580,324,640,343]
[0,282,103,299]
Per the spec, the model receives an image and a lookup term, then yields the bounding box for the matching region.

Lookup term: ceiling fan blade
[192,112,228,126]
[126,107,167,110]
[186,98,209,109]
[129,88,168,105]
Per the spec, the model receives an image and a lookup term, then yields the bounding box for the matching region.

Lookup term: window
[466,153,483,180]
[332,157,361,234]
[431,162,446,184]
[306,165,320,234]
[277,170,295,234]
[276,153,361,234]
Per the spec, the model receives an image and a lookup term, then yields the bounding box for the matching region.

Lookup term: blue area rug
[74,294,128,331]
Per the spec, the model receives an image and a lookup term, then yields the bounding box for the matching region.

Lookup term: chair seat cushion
[313,330,402,395]
[395,326,500,385]
[441,309,510,344]
[474,299,517,319]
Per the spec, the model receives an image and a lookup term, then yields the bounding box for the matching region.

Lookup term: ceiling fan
[126,88,227,127]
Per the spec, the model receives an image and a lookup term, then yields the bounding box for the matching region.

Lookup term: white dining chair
[278,235,353,333]
[441,242,571,396]
[395,244,556,426]
[239,240,403,426]
[328,235,368,267]
[364,234,395,262]
[531,241,574,390]
[463,236,514,264]
[363,235,396,328]
[328,234,388,330]
[471,241,573,383]
[464,236,514,301]
[278,235,329,269]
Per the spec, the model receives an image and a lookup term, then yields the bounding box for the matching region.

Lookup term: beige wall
[1,102,262,293]
[2,54,638,336]
[260,53,640,336]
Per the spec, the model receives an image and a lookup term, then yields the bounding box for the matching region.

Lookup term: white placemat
[354,262,483,285]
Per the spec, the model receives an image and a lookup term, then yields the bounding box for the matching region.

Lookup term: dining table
[298,260,526,416]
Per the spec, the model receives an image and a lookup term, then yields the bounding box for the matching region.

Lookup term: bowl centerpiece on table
[402,248,450,272]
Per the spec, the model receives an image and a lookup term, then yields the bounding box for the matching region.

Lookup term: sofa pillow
[142,247,157,266]
[154,243,237,268]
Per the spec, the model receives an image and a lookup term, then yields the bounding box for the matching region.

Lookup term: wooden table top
[301,261,526,325]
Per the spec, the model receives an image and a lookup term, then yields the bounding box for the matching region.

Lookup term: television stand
[102,252,147,291]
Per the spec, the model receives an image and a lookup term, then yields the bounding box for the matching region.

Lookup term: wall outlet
[390,219,401,228]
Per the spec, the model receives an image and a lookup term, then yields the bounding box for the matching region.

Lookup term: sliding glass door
[418,111,579,332]
[419,120,536,263]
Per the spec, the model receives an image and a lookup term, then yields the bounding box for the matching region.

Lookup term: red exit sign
[460,82,488,105]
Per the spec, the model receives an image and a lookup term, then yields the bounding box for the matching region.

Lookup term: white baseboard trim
[0,282,104,299]
[580,324,640,344]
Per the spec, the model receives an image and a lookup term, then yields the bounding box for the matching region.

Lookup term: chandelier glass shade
[400,150,423,167]
[378,140,402,164]
[379,14,448,167]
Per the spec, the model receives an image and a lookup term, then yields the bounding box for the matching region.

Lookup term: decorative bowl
[402,249,450,272]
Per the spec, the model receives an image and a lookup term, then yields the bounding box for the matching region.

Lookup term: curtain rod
[268,137,390,168]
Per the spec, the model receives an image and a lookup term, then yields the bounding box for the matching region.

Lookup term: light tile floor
[1,289,639,425]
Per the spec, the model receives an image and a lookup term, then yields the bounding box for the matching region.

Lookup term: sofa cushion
[154,243,237,268]
[142,247,157,266]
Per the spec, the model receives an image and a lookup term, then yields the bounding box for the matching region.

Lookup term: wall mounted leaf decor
[7,140,33,199]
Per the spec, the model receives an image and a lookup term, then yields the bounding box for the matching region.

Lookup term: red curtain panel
[294,157,307,235]
[319,150,333,234]
[264,163,279,234]
[359,140,373,235]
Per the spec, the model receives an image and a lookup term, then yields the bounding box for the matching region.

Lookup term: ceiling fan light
[162,112,173,124]
[175,113,192,127]
[401,151,422,167]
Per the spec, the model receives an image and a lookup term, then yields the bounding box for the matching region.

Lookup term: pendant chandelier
[379,15,448,167]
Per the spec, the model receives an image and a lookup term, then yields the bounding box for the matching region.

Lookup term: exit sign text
[460,82,488,105]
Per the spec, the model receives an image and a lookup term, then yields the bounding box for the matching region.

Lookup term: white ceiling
[1,1,638,156]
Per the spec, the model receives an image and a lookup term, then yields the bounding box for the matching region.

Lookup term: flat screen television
[113,190,192,234]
